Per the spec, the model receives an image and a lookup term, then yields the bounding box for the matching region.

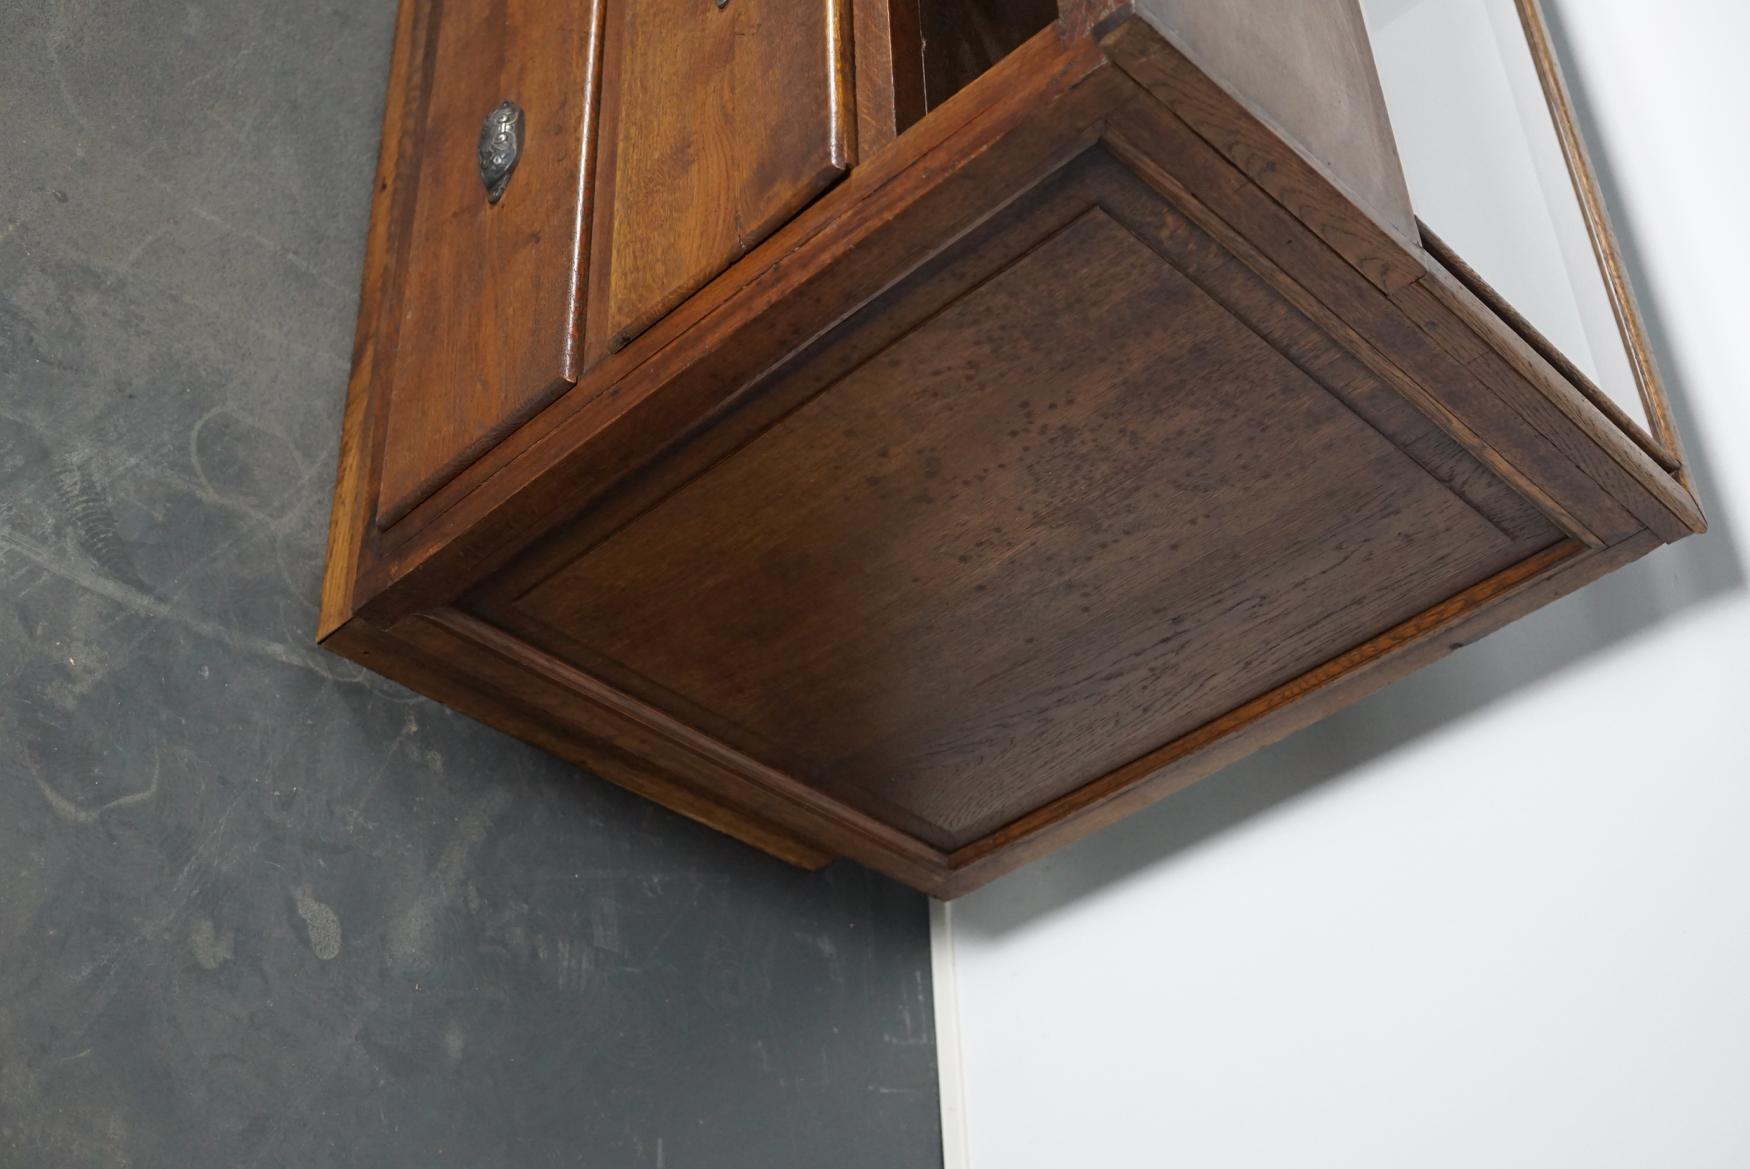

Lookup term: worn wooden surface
[1513,0,1690,482]
[321,7,1701,896]
[920,0,1058,110]
[853,0,925,156]
[507,169,1557,851]
[584,0,854,358]
[0,1,945,1162]
[376,0,604,527]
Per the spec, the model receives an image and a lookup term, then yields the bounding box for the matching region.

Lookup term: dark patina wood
[322,0,1702,897]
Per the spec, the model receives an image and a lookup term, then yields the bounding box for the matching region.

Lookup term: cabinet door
[584,0,854,358]
[378,0,605,528]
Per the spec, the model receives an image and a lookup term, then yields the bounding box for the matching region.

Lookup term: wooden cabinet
[323,0,1703,896]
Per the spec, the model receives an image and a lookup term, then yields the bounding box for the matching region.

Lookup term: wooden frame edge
[936,532,1660,896]
[1099,13,1703,547]
[318,0,435,641]
[322,615,843,874]
[315,0,404,640]
[1099,11,1426,294]
[1413,248,1705,540]
[1417,220,1674,474]
[326,609,966,890]
[353,27,1126,626]
[1513,0,1694,493]
[1099,116,1607,550]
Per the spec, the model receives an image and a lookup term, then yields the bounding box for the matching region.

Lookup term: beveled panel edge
[319,0,442,641]
[1099,9,1427,295]
[1411,246,1704,542]
[1099,114,1620,549]
[1084,152,1558,548]
[1417,221,1676,475]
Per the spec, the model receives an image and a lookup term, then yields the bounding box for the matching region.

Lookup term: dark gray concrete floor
[0,3,940,1166]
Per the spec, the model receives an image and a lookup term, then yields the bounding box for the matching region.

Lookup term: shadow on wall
[954,8,1746,936]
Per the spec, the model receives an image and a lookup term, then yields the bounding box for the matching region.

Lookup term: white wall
[1364,0,1645,423]
[941,3,1750,1165]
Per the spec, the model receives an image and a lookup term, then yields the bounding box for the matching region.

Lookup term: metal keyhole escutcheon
[477,100,525,204]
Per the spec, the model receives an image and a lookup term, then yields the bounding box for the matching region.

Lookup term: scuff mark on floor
[292,888,342,960]
[33,747,160,825]
[189,914,234,970]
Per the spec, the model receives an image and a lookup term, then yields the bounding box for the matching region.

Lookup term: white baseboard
[930,898,970,1169]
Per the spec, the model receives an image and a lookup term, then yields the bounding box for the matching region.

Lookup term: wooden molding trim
[325,531,1664,898]
[1100,122,1605,550]
[323,615,840,873]
[349,27,1127,627]
[319,0,442,640]
[317,5,1698,897]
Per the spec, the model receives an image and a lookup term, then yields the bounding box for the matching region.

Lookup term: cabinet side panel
[321,0,442,638]
[585,0,854,357]
[1134,0,1417,244]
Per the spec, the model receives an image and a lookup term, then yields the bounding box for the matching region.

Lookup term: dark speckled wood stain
[0,2,940,1166]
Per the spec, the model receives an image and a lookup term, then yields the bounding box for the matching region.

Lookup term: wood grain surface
[377,0,604,527]
[321,5,1701,895]
[320,0,439,639]
[357,27,1121,624]
[853,0,925,157]
[510,170,1557,850]
[1133,0,1418,246]
[584,0,854,358]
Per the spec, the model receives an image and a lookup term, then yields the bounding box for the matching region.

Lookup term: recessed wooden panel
[378,0,604,527]
[585,0,854,357]
[512,184,1554,851]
